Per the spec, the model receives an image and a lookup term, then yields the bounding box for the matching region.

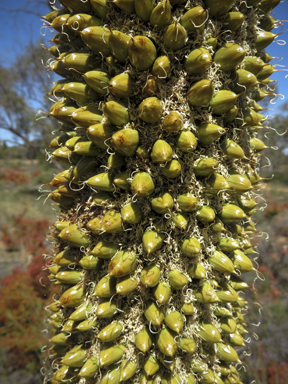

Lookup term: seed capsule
[116,276,138,295]
[103,101,130,126]
[217,282,239,303]
[219,238,240,252]
[84,70,110,94]
[204,0,235,17]
[135,328,153,353]
[220,316,237,333]
[162,160,182,178]
[109,30,131,63]
[168,270,189,290]
[62,345,86,368]
[214,43,246,72]
[223,12,245,31]
[181,6,207,32]
[76,318,97,332]
[109,74,134,99]
[56,271,82,285]
[143,230,165,254]
[181,238,201,257]
[86,216,104,233]
[227,173,253,193]
[162,111,183,132]
[59,225,90,247]
[128,36,157,71]
[63,52,101,74]
[100,344,125,367]
[157,328,177,357]
[59,284,85,307]
[210,91,239,115]
[191,360,208,373]
[62,81,99,104]
[111,128,139,157]
[79,356,99,378]
[164,22,187,51]
[154,282,172,304]
[87,123,114,149]
[209,251,236,274]
[86,172,114,192]
[74,141,99,156]
[188,261,206,280]
[195,281,220,303]
[152,56,171,78]
[177,131,197,152]
[80,26,111,56]
[187,79,214,107]
[54,249,76,266]
[150,0,172,28]
[143,355,160,376]
[98,321,123,342]
[109,249,137,277]
[114,171,131,190]
[250,137,267,153]
[99,366,121,384]
[96,300,118,318]
[141,264,161,287]
[194,158,218,177]
[121,202,142,224]
[185,48,211,74]
[144,301,165,326]
[181,303,195,315]
[139,97,163,123]
[119,359,137,382]
[232,249,254,272]
[173,212,188,230]
[131,172,155,197]
[152,192,173,214]
[219,204,246,224]
[49,100,77,125]
[199,322,222,343]
[165,310,185,333]
[196,206,215,223]
[95,275,116,297]
[177,194,198,212]
[67,13,102,32]
[254,30,276,52]
[221,138,246,159]
[233,69,258,94]
[216,343,239,362]
[204,174,230,194]
[71,105,102,128]
[151,139,173,163]
[50,332,70,346]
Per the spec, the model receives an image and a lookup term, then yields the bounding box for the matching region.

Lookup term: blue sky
[0,0,288,143]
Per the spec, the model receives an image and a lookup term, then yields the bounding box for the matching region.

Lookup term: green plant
[42,1,284,383]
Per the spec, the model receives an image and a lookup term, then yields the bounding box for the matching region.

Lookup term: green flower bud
[163,22,187,51]
[103,100,130,126]
[194,281,220,303]
[107,34,128,64]
[135,0,154,21]
[62,81,99,104]
[181,303,195,315]
[204,173,230,194]
[219,316,237,333]
[120,359,137,382]
[253,30,276,52]
[108,249,137,276]
[196,206,216,223]
[86,172,114,192]
[210,90,239,115]
[92,191,114,205]
[111,128,139,156]
[187,262,206,279]
[107,152,125,169]
[76,318,97,332]
[164,310,185,333]
[71,105,102,128]
[209,250,236,274]
[156,328,177,357]
[143,355,160,376]
[227,173,253,193]
[51,14,71,32]
[59,284,85,307]
[73,141,99,156]
[142,75,159,97]
[99,365,121,384]
[162,111,183,133]
[257,64,275,80]
[62,0,92,12]
[99,344,125,367]
[179,338,196,353]
[128,36,157,71]
[232,249,254,272]
[162,160,182,178]
[143,230,165,254]
[131,172,155,197]
[67,13,102,31]
[151,139,173,163]
[80,26,111,56]
[90,0,108,19]
[219,237,240,252]
[177,194,198,212]
[233,69,258,93]
[97,321,123,342]
[199,322,222,343]
[79,356,99,378]
[223,105,240,124]
[214,306,233,317]
[109,73,134,99]
[150,0,172,28]
[223,12,245,31]
[184,48,211,74]
[154,281,172,304]
[219,204,246,224]
[139,97,163,123]
[191,359,208,373]
[172,212,188,230]
[87,123,114,149]
[229,332,246,347]
[180,6,207,32]
[181,237,201,257]
[187,79,214,107]
[94,275,116,297]
[96,300,118,318]
[221,138,246,159]
[168,269,189,289]
[56,271,82,285]
[116,275,138,295]
[50,332,70,346]
[84,70,110,94]
[244,56,265,75]
[216,282,239,303]
[176,131,197,152]
[152,192,174,214]
[113,0,135,14]
[135,328,153,353]
[62,51,100,73]
[59,224,90,247]
[214,43,245,72]
[194,158,218,177]
[114,171,131,190]
[144,300,165,326]
[141,264,161,287]
[216,343,239,362]
[204,0,235,17]
[121,202,142,224]
[69,303,91,321]
[49,100,77,124]
[79,254,103,270]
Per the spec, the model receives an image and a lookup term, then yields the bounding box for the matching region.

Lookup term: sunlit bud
[128,36,157,71]
[199,322,222,343]
[144,300,165,326]
[150,0,172,28]
[187,79,214,107]
[99,344,125,367]
[135,328,153,353]
[108,249,137,276]
[97,321,123,342]
[214,43,246,72]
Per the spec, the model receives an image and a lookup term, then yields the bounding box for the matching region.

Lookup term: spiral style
[42,0,282,383]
